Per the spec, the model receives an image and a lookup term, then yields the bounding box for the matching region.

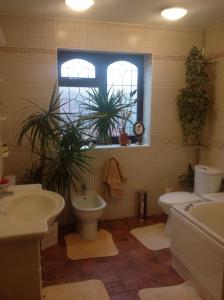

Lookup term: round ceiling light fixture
[161,7,188,21]
[65,0,94,11]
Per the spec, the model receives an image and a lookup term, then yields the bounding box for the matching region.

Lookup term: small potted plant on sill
[118,111,132,146]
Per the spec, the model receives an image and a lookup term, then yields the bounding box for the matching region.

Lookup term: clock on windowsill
[133,121,145,145]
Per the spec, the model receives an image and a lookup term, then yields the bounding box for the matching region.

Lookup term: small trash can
[137,190,147,220]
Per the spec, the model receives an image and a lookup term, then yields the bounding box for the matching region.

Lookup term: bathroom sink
[0,189,64,241]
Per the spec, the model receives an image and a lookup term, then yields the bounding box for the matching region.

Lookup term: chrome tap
[81,183,87,196]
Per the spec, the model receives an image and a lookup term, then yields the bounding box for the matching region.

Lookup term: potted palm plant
[18,85,92,196]
[82,88,137,145]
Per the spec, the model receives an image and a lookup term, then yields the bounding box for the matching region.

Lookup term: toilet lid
[159,191,201,206]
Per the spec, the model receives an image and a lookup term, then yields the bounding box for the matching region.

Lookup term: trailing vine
[177,46,210,144]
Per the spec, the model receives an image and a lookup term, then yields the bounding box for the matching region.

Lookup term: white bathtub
[170,200,224,300]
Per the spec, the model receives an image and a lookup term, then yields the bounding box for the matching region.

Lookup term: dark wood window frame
[57,50,144,144]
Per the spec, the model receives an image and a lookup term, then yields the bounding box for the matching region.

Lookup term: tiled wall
[200,24,224,171]
[0,15,203,220]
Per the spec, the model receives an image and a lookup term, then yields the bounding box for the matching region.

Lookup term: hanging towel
[102,157,125,200]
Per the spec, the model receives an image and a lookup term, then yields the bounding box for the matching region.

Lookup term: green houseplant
[82,88,137,144]
[19,85,138,195]
[18,85,92,195]
[177,47,210,145]
[178,164,194,192]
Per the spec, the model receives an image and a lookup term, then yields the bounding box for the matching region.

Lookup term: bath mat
[65,229,118,260]
[130,223,170,250]
[42,279,111,300]
[138,281,203,300]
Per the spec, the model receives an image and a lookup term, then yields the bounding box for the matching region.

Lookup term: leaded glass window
[107,61,138,135]
[57,50,144,143]
[61,59,95,78]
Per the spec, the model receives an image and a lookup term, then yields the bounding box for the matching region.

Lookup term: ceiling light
[161,7,188,21]
[65,0,94,11]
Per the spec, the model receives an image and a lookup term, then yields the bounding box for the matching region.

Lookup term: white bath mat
[138,281,203,300]
[65,229,118,260]
[130,223,170,250]
[42,279,111,300]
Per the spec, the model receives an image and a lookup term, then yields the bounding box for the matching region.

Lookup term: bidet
[71,191,106,239]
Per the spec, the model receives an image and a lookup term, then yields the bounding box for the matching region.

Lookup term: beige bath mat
[139,281,203,300]
[65,229,118,260]
[43,279,111,300]
[130,223,170,250]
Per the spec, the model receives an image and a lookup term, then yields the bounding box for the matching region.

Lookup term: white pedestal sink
[0,185,65,300]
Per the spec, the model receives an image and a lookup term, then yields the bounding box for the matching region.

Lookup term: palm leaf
[82,87,137,143]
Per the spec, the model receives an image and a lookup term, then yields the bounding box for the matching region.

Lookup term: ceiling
[0,0,224,29]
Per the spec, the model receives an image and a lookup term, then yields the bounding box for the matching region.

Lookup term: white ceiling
[0,0,224,29]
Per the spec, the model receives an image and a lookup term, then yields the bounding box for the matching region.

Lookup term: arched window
[61,59,95,78]
[57,50,144,143]
[107,60,138,91]
[107,61,138,135]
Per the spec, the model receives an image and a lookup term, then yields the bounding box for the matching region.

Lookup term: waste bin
[137,190,147,220]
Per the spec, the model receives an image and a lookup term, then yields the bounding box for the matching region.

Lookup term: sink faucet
[0,190,14,200]
[81,183,87,196]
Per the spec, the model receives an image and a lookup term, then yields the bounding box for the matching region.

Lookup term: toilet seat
[202,192,224,201]
[159,191,201,214]
[159,191,201,207]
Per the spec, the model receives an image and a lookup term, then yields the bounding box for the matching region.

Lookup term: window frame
[57,50,144,143]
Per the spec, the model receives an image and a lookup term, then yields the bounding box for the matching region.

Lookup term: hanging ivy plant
[177,46,210,144]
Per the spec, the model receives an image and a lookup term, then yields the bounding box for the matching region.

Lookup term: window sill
[84,143,150,151]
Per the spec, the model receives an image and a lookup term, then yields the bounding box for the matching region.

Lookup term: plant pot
[119,129,129,146]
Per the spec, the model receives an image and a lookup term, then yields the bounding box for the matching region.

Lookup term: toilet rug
[65,229,118,260]
[138,281,203,300]
[42,279,111,300]
[130,223,170,251]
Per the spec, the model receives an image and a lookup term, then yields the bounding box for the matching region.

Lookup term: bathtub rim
[171,200,224,248]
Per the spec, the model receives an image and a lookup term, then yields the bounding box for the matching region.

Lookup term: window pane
[107,60,138,135]
[59,86,97,115]
[61,59,95,78]
[59,86,98,139]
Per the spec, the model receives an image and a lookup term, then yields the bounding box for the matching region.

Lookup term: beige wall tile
[0,15,26,47]
[25,17,56,49]
[201,24,224,171]
[0,15,203,219]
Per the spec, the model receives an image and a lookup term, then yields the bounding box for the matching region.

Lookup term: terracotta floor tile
[106,219,130,231]
[105,280,126,295]
[157,270,184,286]
[42,245,62,262]
[79,259,96,278]
[136,277,161,290]
[42,216,184,298]
[92,261,119,283]
[155,248,172,267]
[117,267,139,290]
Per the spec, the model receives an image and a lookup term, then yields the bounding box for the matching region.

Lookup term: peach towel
[102,157,125,200]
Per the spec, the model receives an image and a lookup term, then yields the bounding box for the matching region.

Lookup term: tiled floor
[42,216,184,300]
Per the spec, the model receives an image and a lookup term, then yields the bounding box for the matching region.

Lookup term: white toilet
[71,191,106,240]
[159,165,223,215]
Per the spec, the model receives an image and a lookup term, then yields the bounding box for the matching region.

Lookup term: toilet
[71,190,106,239]
[159,165,223,215]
